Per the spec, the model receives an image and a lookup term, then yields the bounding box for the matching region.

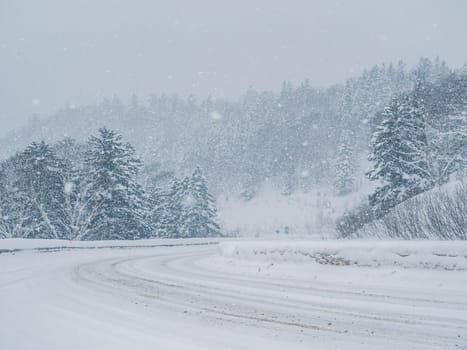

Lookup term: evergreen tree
[436,73,467,179]
[0,158,30,238]
[53,138,93,240]
[146,186,171,238]
[411,71,466,185]
[165,177,189,238]
[163,168,221,238]
[451,74,467,176]
[367,96,432,214]
[334,131,355,196]
[83,127,147,240]
[14,141,67,239]
[0,169,10,238]
[180,167,221,237]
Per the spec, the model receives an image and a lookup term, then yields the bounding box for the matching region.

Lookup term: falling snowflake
[64,182,74,194]
[209,111,223,120]
[182,194,196,208]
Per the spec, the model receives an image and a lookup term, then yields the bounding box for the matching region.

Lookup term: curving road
[1,242,466,349]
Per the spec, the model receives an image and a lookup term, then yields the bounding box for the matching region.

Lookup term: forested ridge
[1,57,466,239]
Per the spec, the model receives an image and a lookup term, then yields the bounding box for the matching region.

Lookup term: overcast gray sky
[1,0,466,135]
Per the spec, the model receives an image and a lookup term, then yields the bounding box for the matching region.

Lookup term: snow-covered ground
[217,167,376,239]
[219,240,467,270]
[1,238,466,349]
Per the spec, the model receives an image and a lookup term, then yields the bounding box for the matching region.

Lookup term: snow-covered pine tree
[408,70,466,186]
[164,176,189,238]
[146,186,171,238]
[52,138,99,240]
[439,72,467,179]
[0,157,30,238]
[452,75,467,176]
[179,167,221,237]
[14,141,67,239]
[367,95,432,214]
[162,168,221,238]
[0,169,10,238]
[83,127,147,240]
[334,130,355,196]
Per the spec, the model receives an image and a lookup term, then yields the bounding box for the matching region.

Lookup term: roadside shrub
[336,202,376,238]
[357,181,467,239]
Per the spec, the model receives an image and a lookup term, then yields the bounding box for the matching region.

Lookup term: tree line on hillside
[2,58,452,198]
[338,65,467,238]
[0,57,464,239]
[0,128,221,240]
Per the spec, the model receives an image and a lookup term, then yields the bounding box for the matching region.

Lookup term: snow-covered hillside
[355,180,467,240]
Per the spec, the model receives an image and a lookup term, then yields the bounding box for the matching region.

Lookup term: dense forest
[340,66,467,239]
[1,57,466,239]
[0,128,220,239]
[1,58,437,195]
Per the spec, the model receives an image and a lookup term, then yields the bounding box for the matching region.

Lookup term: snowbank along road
[1,239,466,349]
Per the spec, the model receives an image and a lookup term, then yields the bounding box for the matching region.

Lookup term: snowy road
[1,241,467,349]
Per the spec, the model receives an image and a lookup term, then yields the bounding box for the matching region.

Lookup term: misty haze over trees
[0,57,466,240]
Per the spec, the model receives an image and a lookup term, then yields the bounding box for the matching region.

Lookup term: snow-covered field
[1,238,466,349]
[217,180,374,238]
